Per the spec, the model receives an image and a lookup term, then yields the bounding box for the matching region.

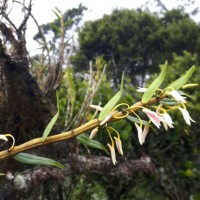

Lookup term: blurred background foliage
[6,0,200,199]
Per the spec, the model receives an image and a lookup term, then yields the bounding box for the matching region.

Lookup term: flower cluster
[134,88,195,145]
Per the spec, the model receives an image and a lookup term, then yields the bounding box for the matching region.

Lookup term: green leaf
[0,173,5,176]
[77,134,109,155]
[50,22,62,35]
[98,73,124,121]
[42,92,60,141]
[166,65,196,91]
[52,7,61,20]
[126,116,149,126]
[13,153,64,169]
[64,19,73,28]
[142,61,168,103]
[160,98,180,105]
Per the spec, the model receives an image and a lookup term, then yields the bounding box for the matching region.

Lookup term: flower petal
[142,109,161,129]
[114,137,123,155]
[107,143,117,165]
[178,107,195,126]
[159,113,174,129]
[167,90,186,103]
[0,135,8,142]
[142,125,149,143]
[135,123,144,145]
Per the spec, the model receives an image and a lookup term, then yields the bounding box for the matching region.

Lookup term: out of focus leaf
[142,61,168,103]
[98,73,124,121]
[77,134,109,155]
[166,65,195,91]
[50,22,62,35]
[13,153,64,169]
[160,98,180,105]
[42,91,60,141]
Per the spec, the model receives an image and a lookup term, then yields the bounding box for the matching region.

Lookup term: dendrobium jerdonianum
[86,65,196,165]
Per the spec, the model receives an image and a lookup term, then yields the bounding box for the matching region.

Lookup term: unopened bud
[89,128,98,139]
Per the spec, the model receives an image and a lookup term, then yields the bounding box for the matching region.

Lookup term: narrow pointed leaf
[13,153,64,169]
[64,19,73,28]
[52,9,61,20]
[77,134,109,155]
[50,22,62,35]
[98,73,124,121]
[166,66,195,91]
[42,92,60,141]
[160,98,179,105]
[142,61,168,103]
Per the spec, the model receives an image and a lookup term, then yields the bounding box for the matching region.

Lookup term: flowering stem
[0,93,167,160]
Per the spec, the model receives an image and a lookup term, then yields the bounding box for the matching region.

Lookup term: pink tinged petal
[107,143,117,165]
[114,137,123,155]
[142,125,149,143]
[167,90,186,103]
[142,109,161,129]
[178,107,195,126]
[89,128,98,140]
[0,135,8,142]
[135,123,144,145]
[137,87,147,92]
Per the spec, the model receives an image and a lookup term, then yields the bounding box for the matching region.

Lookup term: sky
[6,0,200,53]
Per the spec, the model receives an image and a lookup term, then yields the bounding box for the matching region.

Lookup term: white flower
[142,125,149,143]
[135,123,143,145]
[178,107,195,126]
[114,137,123,155]
[135,123,149,145]
[137,87,147,92]
[159,112,174,130]
[0,135,8,142]
[107,143,117,165]
[167,90,186,103]
[142,108,161,128]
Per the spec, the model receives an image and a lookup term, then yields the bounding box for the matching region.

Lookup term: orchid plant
[0,61,197,167]
[88,61,196,165]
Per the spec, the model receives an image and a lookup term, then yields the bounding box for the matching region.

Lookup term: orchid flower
[178,107,195,126]
[135,123,149,145]
[159,112,174,130]
[107,143,117,165]
[142,108,161,128]
[142,125,149,143]
[135,123,143,145]
[167,90,186,103]
[114,137,123,155]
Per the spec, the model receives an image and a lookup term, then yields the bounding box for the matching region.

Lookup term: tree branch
[0,155,154,199]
